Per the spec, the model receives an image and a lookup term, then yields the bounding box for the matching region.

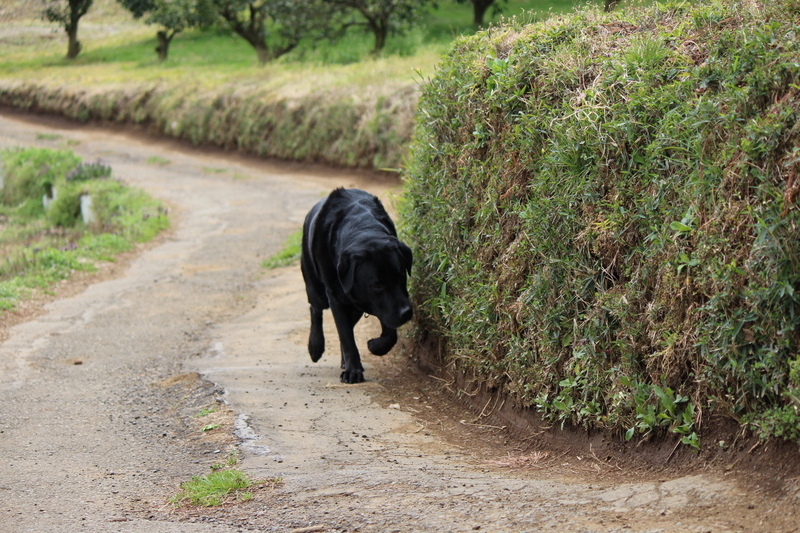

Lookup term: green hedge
[401,0,800,445]
[0,82,416,171]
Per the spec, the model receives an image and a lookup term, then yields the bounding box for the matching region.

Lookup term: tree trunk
[370,20,388,55]
[155,30,176,61]
[255,43,273,65]
[473,0,494,27]
[66,24,81,59]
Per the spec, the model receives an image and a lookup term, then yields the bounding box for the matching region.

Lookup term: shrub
[66,159,112,182]
[0,147,81,211]
[401,0,800,444]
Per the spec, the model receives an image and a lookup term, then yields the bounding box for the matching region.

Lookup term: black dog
[301,188,413,383]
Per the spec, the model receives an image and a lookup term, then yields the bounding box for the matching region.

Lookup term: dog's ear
[337,251,360,295]
[398,241,413,275]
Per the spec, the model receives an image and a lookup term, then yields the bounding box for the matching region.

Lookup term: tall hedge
[401,0,800,445]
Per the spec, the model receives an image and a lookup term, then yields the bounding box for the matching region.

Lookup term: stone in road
[0,113,795,532]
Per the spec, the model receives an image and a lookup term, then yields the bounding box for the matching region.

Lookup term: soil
[1,110,798,533]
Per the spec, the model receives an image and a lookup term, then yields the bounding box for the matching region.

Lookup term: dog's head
[337,238,413,329]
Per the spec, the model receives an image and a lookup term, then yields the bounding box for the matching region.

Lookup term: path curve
[0,113,795,533]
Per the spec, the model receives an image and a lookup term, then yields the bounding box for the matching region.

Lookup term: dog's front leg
[367,321,398,356]
[330,300,364,383]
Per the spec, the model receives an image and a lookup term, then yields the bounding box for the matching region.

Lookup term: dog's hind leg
[330,301,364,383]
[367,321,398,356]
[308,306,325,362]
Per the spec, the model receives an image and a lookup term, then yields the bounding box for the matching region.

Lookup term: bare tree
[43,0,94,59]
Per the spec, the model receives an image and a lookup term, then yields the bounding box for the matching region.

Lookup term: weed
[66,159,112,182]
[194,406,218,418]
[170,469,254,507]
[226,449,240,466]
[202,167,228,174]
[745,406,800,441]
[262,229,302,270]
[146,156,170,166]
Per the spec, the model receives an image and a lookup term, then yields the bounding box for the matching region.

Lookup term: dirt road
[0,112,797,533]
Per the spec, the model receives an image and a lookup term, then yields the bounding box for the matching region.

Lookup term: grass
[146,155,170,166]
[0,0,589,88]
[170,469,255,507]
[401,0,800,445]
[0,146,168,312]
[262,229,302,270]
[194,406,218,418]
[170,454,282,508]
[0,0,607,170]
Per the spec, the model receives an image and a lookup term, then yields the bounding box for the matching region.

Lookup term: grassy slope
[401,0,800,445]
[0,0,597,170]
[0,146,169,311]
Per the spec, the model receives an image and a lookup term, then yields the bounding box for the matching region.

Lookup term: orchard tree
[118,0,216,60]
[454,0,506,27]
[212,0,338,64]
[324,0,433,55]
[43,0,94,59]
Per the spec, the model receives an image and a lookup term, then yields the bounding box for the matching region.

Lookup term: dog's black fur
[301,188,413,383]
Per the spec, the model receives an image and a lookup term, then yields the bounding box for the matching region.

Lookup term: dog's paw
[367,336,396,356]
[308,343,324,363]
[340,369,365,384]
[308,344,325,363]
[308,333,325,363]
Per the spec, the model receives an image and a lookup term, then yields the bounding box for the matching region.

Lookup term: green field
[0,1,613,170]
[0,0,614,107]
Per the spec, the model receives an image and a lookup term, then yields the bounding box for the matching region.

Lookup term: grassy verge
[0,146,168,311]
[401,0,800,446]
[262,229,302,270]
[0,0,600,171]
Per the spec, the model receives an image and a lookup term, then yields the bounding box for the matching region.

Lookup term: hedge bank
[401,0,800,445]
[0,80,417,171]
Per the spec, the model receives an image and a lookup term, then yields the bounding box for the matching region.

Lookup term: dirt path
[0,112,796,533]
